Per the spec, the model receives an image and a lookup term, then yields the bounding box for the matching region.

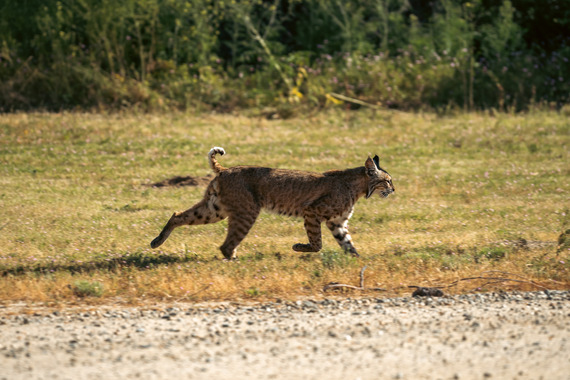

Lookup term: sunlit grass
[0,109,568,304]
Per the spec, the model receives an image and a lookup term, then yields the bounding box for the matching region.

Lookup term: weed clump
[72,280,104,298]
[244,287,262,298]
[476,247,508,262]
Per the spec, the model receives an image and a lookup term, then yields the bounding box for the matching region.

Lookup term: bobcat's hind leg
[150,198,226,249]
[219,209,260,259]
[326,217,359,257]
[292,213,323,253]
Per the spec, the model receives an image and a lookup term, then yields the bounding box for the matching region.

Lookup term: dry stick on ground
[482,270,548,285]
[323,266,386,292]
[326,267,549,294]
[467,280,510,293]
[409,271,549,292]
[444,274,549,290]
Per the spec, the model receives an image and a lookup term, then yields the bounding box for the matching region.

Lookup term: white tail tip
[209,147,225,157]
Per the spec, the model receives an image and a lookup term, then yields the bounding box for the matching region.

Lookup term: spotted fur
[150,148,394,259]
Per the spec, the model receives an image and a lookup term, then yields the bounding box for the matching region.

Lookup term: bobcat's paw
[150,235,165,249]
[292,243,319,252]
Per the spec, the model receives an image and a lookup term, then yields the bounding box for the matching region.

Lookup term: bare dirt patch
[1,291,568,380]
[150,174,213,188]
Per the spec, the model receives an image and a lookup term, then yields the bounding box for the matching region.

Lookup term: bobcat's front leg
[293,213,322,252]
[326,217,359,257]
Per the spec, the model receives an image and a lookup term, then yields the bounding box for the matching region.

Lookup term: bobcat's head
[365,155,395,199]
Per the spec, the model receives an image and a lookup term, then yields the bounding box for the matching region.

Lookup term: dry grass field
[0,110,568,304]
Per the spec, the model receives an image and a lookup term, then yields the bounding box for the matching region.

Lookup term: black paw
[292,243,315,252]
[150,236,162,249]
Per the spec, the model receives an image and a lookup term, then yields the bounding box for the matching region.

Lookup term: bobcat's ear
[365,157,378,176]
[373,155,380,170]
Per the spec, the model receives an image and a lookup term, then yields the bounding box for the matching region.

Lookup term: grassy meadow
[0,110,568,304]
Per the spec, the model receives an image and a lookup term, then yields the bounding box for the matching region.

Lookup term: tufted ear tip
[373,155,380,170]
[364,156,377,175]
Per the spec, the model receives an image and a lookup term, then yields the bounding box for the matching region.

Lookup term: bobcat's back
[216,165,368,220]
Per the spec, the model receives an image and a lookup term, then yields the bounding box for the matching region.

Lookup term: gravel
[1,291,569,380]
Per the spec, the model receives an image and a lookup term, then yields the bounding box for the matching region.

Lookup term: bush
[72,280,104,297]
[0,0,568,112]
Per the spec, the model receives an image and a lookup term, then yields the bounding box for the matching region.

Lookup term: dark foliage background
[0,0,568,112]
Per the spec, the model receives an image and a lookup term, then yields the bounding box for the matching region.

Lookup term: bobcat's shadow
[1,252,216,277]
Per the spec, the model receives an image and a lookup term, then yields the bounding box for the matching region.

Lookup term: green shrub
[244,287,262,298]
[0,0,568,111]
[72,280,104,297]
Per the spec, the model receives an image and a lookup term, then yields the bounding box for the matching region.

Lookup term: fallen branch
[467,280,507,293]
[444,276,548,290]
[482,270,547,285]
[409,271,549,294]
[327,268,549,296]
[323,266,386,292]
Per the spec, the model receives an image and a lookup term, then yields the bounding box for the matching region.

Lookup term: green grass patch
[72,280,104,298]
[320,249,359,270]
[0,110,568,302]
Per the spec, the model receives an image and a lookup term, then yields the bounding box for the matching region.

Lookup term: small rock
[302,300,317,309]
[412,287,444,297]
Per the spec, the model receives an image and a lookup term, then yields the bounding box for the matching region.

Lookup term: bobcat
[151,147,394,259]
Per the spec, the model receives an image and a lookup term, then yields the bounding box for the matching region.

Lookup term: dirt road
[1,291,569,380]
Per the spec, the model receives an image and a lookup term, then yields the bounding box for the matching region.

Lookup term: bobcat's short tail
[208,147,226,174]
